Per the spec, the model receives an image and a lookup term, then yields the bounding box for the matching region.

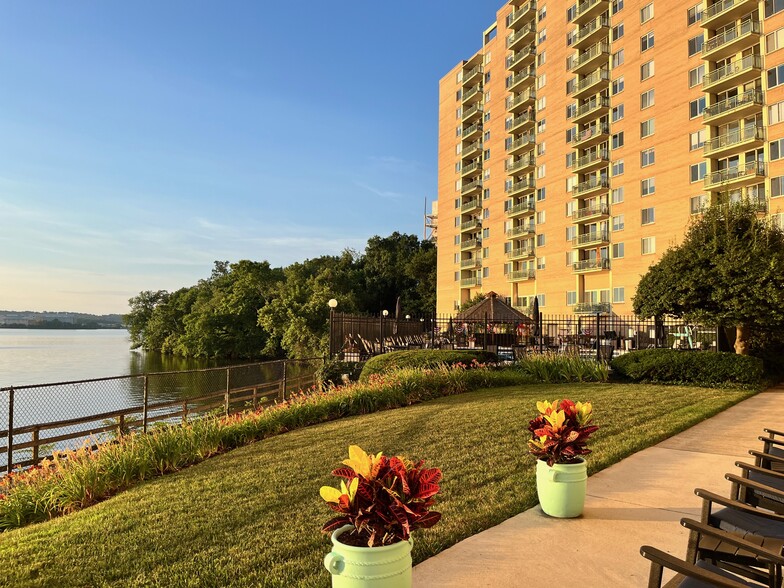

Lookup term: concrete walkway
[413,387,784,587]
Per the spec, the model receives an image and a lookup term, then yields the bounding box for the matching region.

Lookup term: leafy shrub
[515,353,609,383]
[316,359,365,387]
[610,349,764,387]
[359,350,497,382]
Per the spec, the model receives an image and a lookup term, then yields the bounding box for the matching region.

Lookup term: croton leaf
[414,482,441,500]
[416,511,442,529]
[331,467,356,479]
[322,516,351,534]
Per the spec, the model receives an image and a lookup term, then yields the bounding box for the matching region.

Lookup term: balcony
[507,177,536,197]
[507,23,537,50]
[703,90,763,125]
[462,140,483,159]
[572,203,610,221]
[462,83,483,106]
[460,277,481,288]
[506,1,536,30]
[460,238,482,251]
[462,64,483,86]
[702,20,760,60]
[569,69,610,99]
[572,16,610,50]
[461,121,482,141]
[461,103,484,123]
[571,123,610,149]
[506,154,536,174]
[506,223,536,238]
[572,230,610,248]
[703,125,764,158]
[506,45,536,71]
[460,218,481,232]
[715,189,768,212]
[702,0,758,29]
[506,111,535,133]
[571,95,611,124]
[460,258,481,270]
[506,133,536,155]
[505,199,535,217]
[572,0,609,25]
[461,159,482,178]
[508,269,536,282]
[572,149,610,174]
[573,258,611,273]
[461,179,482,197]
[704,161,767,189]
[572,176,610,198]
[567,42,610,75]
[506,88,536,113]
[506,247,536,260]
[506,67,536,93]
[574,302,611,314]
[513,300,535,315]
[460,198,481,213]
[702,54,762,93]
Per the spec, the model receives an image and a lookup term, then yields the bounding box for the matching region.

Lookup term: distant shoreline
[0,325,125,330]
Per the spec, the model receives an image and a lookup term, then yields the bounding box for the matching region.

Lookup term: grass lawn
[0,383,756,587]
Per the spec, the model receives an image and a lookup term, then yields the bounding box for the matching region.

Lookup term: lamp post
[381,310,389,353]
[328,299,338,358]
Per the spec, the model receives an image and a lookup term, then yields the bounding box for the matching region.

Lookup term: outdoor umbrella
[532,296,540,337]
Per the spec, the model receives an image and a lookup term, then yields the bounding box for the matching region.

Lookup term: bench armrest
[640,545,751,588]
[681,517,784,565]
[695,487,784,523]
[736,461,784,483]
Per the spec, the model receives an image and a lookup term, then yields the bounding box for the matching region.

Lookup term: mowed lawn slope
[0,383,755,588]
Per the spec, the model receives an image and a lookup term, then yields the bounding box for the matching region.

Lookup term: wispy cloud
[354,181,406,200]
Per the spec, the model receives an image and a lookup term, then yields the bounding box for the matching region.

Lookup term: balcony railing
[572,176,610,196]
[506,89,536,111]
[507,178,536,197]
[506,247,535,259]
[462,84,483,104]
[703,125,764,155]
[571,123,610,146]
[505,200,536,216]
[573,0,607,21]
[703,90,763,121]
[509,269,536,281]
[506,224,536,238]
[462,140,482,158]
[460,258,481,269]
[507,134,536,153]
[461,160,481,177]
[572,95,610,121]
[703,19,760,55]
[572,149,609,170]
[506,111,535,132]
[461,178,482,194]
[572,230,610,246]
[460,238,481,251]
[704,161,767,188]
[702,54,762,89]
[567,42,610,72]
[573,258,611,272]
[506,45,536,70]
[461,103,484,121]
[572,203,610,220]
[460,218,481,231]
[506,1,536,28]
[570,69,610,96]
[506,155,536,174]
[703,0,757,26]
[462,64,483,84]
[573,16,610,46]
[506,67,536,91]
[462,121,482,137]
[460,277,481,288]
[460,198,481,212]
[506,23,537,49]
[574,302,611,314]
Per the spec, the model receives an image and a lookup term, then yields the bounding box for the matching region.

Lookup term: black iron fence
[330,312,722,362]
[0,358,322,474]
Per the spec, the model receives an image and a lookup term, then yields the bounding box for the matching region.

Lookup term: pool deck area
[413,386,784,587]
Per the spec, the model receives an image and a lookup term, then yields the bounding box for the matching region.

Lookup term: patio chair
[732,464,784,514]
[642,518,784,588]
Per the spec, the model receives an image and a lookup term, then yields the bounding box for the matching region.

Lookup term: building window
[687,3,703,25]
[689,129,706,150]
[640,3,654,23]
[538,28,547,44]
[689,96,706,119]
[612,23,625,41]
[612,49,625,67]
[641,60,655,80]
[641,118,655,138]
[611,159,624,176]
[766,0,784,17]
[771,138,784,160]
[483,208,490,219]
[537,164,546,178]
[566,152,576,168]
[537,256,546,270]
[483,267,490,278]
[537,142,546,156]
[484,131,491,142]
[641,148,655,167]
[455,271,460,281]
[770,100,784,124]
[537,187,546,201]
[566,103,577,119]
[772,176,784,197]
[641,177,656,195]
[612,104,625,122]
[454,198,460,209]
[613,287,625,303]
[455,216,460,227]
[536,294,546,306]
[688,34,704,57]
[690,194,707,213]
[566,200,576,216]
[483,247,490,258]
[769,65,784,90]
[641,31,655,52]
[483,188,491,200]
[612,132,625,149]
[612,0,624,14]
[537,234,546,246]
[612,187,625,203]
[566,226,577,241]
[612,215,625,232]
[537,211,546,224]
[483,149,491,160]
[482,227,490,239]
[641,89,655,109]
[537,96,547,110]
[767,27,784,53]
[690,161,707,182]
[641,236,656,254]
[612,76,625,95]
[538,5,547,21]
[688,64,705,88]
[567,291,577,306]
[484,111,491,122]
[454,235,460,245]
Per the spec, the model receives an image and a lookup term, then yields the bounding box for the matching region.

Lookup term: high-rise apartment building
[437,0,784,316]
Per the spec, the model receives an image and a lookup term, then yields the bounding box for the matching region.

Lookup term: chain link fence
[0,358,323,474]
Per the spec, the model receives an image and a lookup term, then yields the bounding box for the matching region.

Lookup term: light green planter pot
[536,458,587,518]
[324,525,413,588]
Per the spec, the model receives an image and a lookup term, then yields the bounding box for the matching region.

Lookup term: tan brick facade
[437,0,784,316]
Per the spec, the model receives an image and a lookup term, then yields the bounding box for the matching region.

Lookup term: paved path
[413,387,784,587]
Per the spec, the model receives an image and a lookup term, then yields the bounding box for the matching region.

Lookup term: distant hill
[0,310,125,329]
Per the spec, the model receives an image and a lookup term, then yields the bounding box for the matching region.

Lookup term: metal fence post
[142,376,149,434]
[224,368,231,416]
[281,360,288,402]
[7,387,14,473]
[596,313,601,363]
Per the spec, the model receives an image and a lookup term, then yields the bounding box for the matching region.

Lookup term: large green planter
[536,458,587,518]
[324,525,413,587]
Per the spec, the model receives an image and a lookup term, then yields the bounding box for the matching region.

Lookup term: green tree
[633,202,784,354]
[124,290,169,349]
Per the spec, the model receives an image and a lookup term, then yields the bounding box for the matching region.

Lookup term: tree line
[123,232,436,360]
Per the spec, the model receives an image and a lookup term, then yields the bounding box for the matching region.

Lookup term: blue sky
[0,1,496,314]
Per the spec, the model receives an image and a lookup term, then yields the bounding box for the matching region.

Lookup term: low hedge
[358,349,498,382]
[316,360,365,387]
[610,349,764,387]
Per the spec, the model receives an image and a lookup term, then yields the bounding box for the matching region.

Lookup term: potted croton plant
[528,399,599,518]
[320,445,442,588]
